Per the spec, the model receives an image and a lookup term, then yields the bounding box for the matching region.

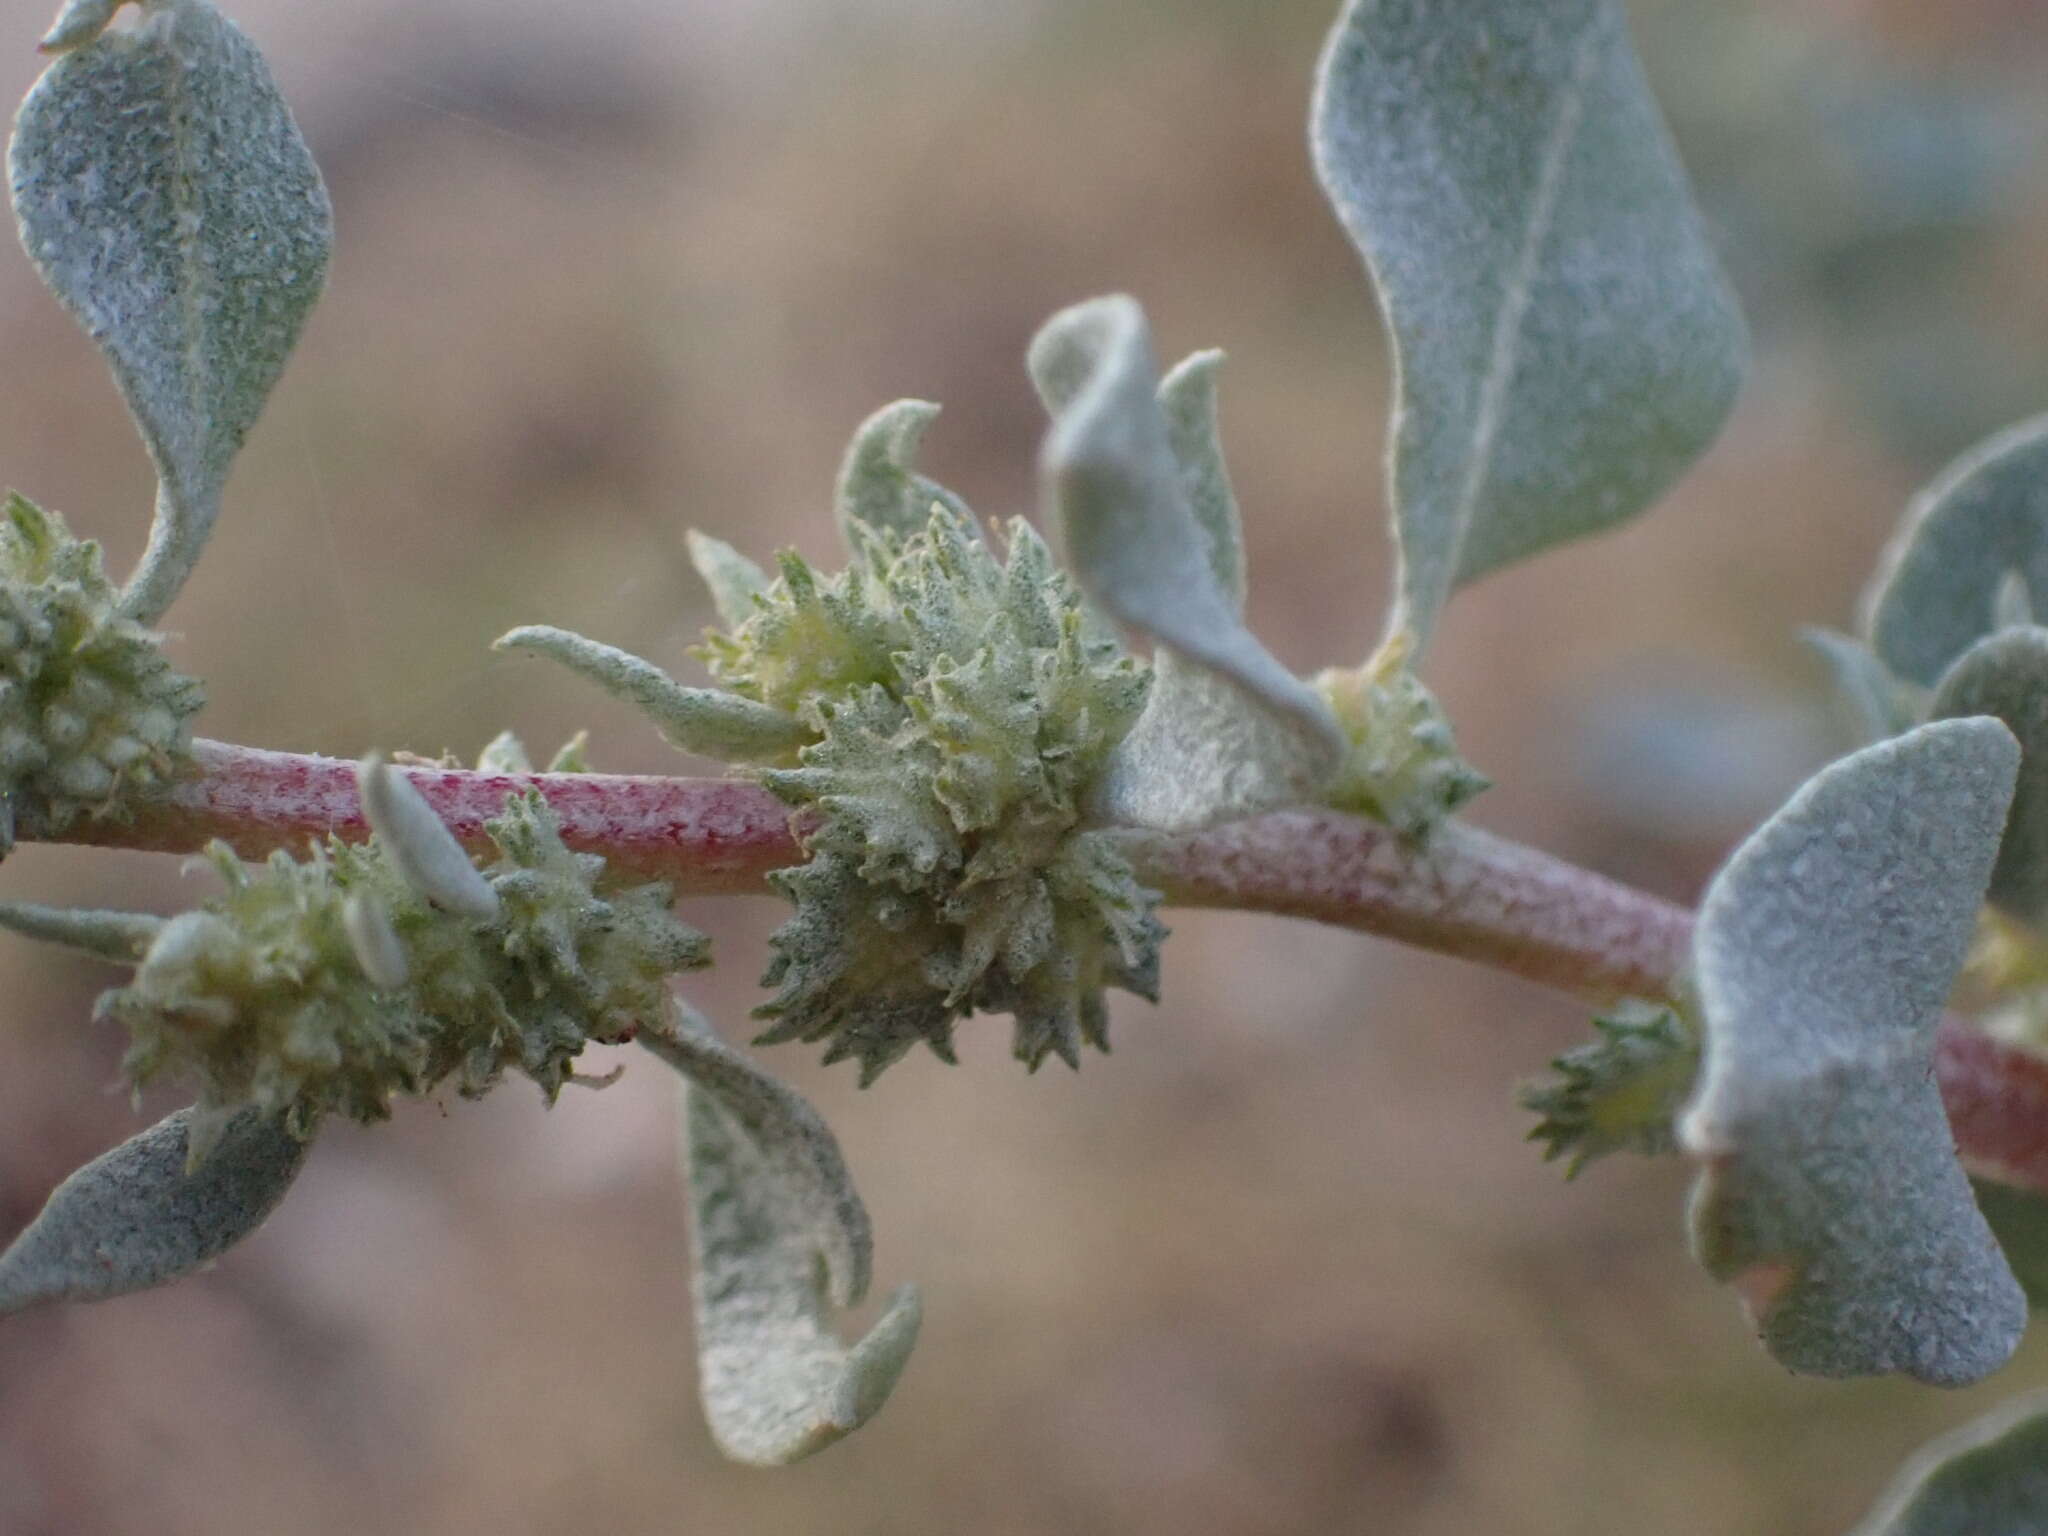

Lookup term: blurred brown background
[4,0,2048,1531]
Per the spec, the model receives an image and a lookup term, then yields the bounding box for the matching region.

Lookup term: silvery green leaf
[1681,718,2025,1386]
[0,899,162,962]
[1312,0,1746,650]
[1157,350,1244,605]
[1849,1392,2048,1536]
[10,0,332,625]
[685,531,769,629]
[1802,628,1927,745]
[355,753,501,921]
[494,625,809,764]
[1031,296,1341,828]
[1972,1181,2048,1312]
[833,400,972,546]
[1931,627,2048,924]
[642,1016,921,1465]
[0,1105,307,1314]
[1865,415,2048,689]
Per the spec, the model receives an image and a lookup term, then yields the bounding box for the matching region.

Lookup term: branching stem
[34,737,2048,1191]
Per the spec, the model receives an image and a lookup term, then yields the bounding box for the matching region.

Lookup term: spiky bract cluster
[1518,1001,1698,1177]
[700,512,1163,1083]
[103,791,706,1150]
[0,494,201,839]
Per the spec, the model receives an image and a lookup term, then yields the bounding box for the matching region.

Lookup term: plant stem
[35,737,2048,1191]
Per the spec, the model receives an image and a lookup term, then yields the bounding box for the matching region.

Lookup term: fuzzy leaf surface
[1682,718,2025,1386]
[495,625,809,764]
[1851,1392,2048,1535]
[10,0,331,623]
[645,1019,920,1465]
[0,1105,306,1314]
[1866,415,2048,689]
[1931,627,2048,923]
[1312,0,1745,647]
[1032,296,1341,828]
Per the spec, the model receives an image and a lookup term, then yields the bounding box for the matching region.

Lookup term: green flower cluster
[0,494,201,840]
[102,790,706,1153]
[699,512,1165,1083]
[1518,1000,1698,1177]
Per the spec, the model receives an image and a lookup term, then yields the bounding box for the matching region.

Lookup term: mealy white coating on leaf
[0,900,162,963]
[1311,0,1746,651]
[643,1013,921,1465]
[1681,718,2025,1387]
[9,0,332,624]
[1030,296,1341,827]
[1931,627,2048,924]
[0,1105,307,1315]
[354,754,501,922]
[495,625,809,763]
[1849,1390,2048,1536]
[1802,627,1927,745]
[1865,414,2048,689]
[833,399,973,547]
[685,531,770,630]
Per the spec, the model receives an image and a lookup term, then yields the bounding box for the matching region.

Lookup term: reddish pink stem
[39,738,2048,1194]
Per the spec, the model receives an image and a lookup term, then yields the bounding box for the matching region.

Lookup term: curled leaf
[833,400,971,546]
[10,0,333,623]
[1930,627,2048,924]
[1681,718,2025,1386]
[1850,1391,2048,1535]
[1031,296,1342,828]
[0,1105,307,1314]
[495,625,809,764]
[642,1016,920,1465]
[355,754,500,921]
[1311,0,1745,649]
[1865,415,2048,689]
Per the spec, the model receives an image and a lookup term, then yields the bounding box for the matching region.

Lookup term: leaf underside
[1312,0,1746,650]
[1682,718,2025,1386]
[645,1021,920,1465]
